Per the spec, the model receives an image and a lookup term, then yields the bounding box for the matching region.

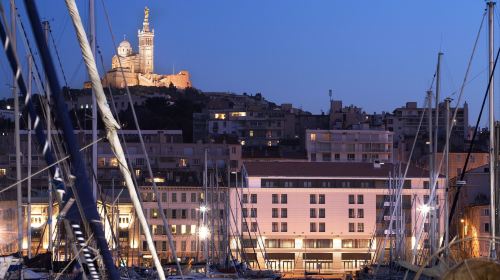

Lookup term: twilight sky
[2,1,498,125]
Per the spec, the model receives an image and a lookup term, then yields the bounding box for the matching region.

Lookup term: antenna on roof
[329,89,333,101]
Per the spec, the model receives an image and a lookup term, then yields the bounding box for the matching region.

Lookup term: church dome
[117,40,132,57]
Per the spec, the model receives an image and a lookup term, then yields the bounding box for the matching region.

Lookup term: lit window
[310,133,317,142]
[231,112,247,117]
[0,168,6,177]
[135,169,141,177]
[214,113,226,120]
[109,157,119,167]
[179,158,188,167]
[249,130,254,137]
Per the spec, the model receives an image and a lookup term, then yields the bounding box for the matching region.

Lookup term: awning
[266,253,295,260]
[341,253,371,260]
[303,253,333,260]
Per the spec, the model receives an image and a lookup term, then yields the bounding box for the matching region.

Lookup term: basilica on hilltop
[102,7,192,89]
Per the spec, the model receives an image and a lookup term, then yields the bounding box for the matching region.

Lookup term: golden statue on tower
[144,6,149,22]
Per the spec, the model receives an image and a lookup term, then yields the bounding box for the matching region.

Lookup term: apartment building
[231,161,445,274]
[0,130,241,190]
[306,129,394,163]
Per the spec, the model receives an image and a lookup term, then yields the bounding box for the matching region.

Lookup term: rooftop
[244,161,438,178]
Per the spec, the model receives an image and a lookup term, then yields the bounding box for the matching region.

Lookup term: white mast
[444,97,451,256]
[27,55,32,259]
[89,0,98,200]
[42,20,53,258]
[9,0,22,259]
[427,89,434,256]
[488,0,496,259]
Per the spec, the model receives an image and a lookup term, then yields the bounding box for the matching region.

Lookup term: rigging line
[14,8,47,96]
[98,0,184,275]
[56,12,70,45]
[448,67,487,97]
[0,136,104,195]
[48,24,69,87]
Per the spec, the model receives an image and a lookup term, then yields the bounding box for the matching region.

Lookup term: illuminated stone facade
[102,7,192,89]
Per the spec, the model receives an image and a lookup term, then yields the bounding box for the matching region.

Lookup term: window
[342,239,353,248]
[272,222,279,232]
[303,181,312,187]
[319,194,325,204]
[191,193,197,202]
[249,130,254,137]
[162,241,167,251]
[347,154,355,161]
[319,223,325,232]
[272,194,279,204]
[349,209,355,218]
[251,194,257,203]
[322,153,331,162]
[251,222,258,232]
[319,208,325,218]
[281,222,288,232]
[181,241,187,251]
[191,209,196,219]
[281,208,288,218]
[242,222,249,232]
[171,209,177,219]
[310,194,317,204]
[242,208,248,218]
[251,208,257,218]
[310,208,317,218]
[281,194,288,204]
[349,223,355,232]
[181,209,187,219]
[358,209,364,218]
[335,154,340,161]
[242,194,248,203]
[181,193,187,202]
[310,133,317,142]
[172,193,177,202]
[357,195,364,204]
[310,222,317,232]
[272,208,278,218]
[311,153,317,161]
[484,223,490,233]
[357,223,364,232]
[348,195,355,204]
[162,192,167,202]
[483,209,490,216]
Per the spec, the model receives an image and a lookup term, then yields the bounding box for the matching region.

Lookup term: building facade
[306,130,394,163]
[231,161,445,275]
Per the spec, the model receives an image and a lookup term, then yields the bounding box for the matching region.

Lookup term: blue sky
[2,1,497,125]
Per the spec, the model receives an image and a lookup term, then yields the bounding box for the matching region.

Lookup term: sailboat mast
[488,0,496,258]
[27,55,33,259]
[89,0,98,200]
[43,20,54,258]
[10,0,23,258]
[427,89,434,255]
[204,148,209,276]
[444,97,451,255]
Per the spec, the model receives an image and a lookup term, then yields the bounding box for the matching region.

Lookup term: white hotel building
[231,161,445,275]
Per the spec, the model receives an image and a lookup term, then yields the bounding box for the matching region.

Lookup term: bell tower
[138,6,154,74]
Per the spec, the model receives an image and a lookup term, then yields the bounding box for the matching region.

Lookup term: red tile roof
[244,161,437,178]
